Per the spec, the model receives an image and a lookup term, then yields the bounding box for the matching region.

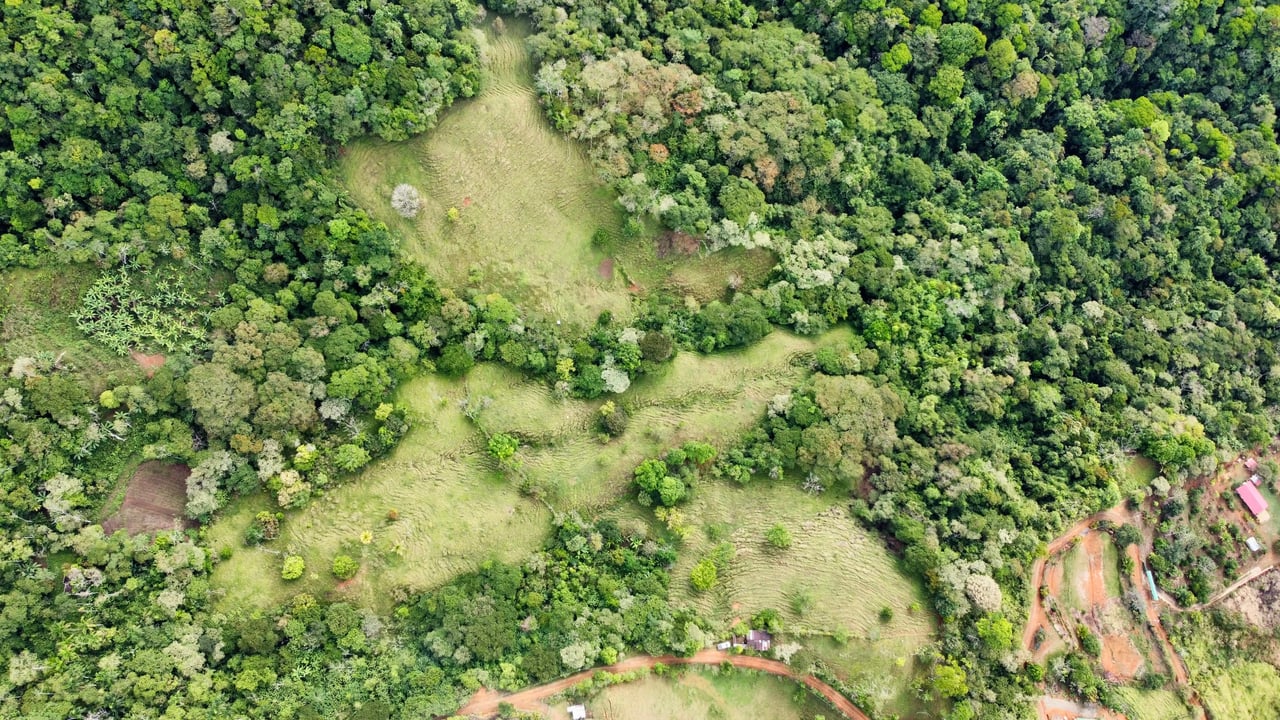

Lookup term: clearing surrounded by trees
[101,462,195,536]
[338,18,774,327]
[207,328,925,614]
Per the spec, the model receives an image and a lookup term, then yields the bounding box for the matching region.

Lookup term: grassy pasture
[1060,542,1088,614]
[668,480,933,717]
[1199,662,1280,719]
[336,18,775,326]
[549,670,823,720]
[337,19,629,326]
[0,266,142,391]
[1112,687,1192,720]
[208,329,848,611]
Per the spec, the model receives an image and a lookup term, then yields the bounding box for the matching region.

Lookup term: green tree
[332,555,360,580]
[690,559,717,591]
[765,524,792,549]
[281,555,305,580]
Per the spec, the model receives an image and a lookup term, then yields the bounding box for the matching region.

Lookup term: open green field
[1061,542,1088,613]
[0,266,142,392]
[1199,662,1280,719]
[1102,534,1121,597]
[1120,455,1160,494]
[336,18,773,326]
[1112,687,1192,720]
[208,329,849,610]
[668,480,934,717]
[549,669,825,720]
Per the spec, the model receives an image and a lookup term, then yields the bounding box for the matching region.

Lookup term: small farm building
[1247,537,1263,553]
[716,641,732,650]
[1252,474,1263,486]
[1246,458,1260,472]
[746,630,772,652]
[568,705,587,720]
[1145,568,1159,601]
[1238,483,1271,523]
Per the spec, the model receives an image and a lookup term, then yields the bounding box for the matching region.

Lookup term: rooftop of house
[1238,482,1269,517]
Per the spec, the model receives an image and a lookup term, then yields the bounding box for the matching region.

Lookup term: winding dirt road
[450,648,870,720]
[1022,505,1135,657]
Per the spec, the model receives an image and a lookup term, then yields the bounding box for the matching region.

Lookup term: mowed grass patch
[670,480,933,639]
[0,266,141,391]
[1119,455,1159,495]
[208,328,849,611]
[337,19,630,326]
[1101,534,1122,598]
[1199,662,1280,719]
[1059,542,1088,614]
[550,669,823,720]
[207,370,549,612]
[799,635,938,719]
[1112,687,1193,720]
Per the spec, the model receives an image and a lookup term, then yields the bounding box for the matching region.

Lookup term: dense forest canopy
[1,0,1278,718]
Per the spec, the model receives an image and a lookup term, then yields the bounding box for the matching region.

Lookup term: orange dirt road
[450,649,870,720]
[1022,505,1134,656]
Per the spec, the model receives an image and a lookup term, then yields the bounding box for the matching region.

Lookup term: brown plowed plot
[1101,633,1145,679]
[102,462,194,535]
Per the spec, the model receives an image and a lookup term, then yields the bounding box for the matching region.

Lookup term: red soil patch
[462,196,473,208]
[656,230,701,258]
[102,461,195,536]
[130,350,166,378]
[1046,558,1064,598]
[1100,634,1144,679]
[1079,531,1109,608]
[598,257,615,280]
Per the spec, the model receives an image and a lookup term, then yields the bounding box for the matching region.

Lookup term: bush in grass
[390,184,422,218]
[765,524,792,549]
[332,554,359,580]
[598,400,629,436]
[690,559,717,591]
[281,555,305,580]
[488,433,519,465]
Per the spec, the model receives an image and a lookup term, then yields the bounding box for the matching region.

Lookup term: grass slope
[1199,662,1280,719]
[338,19,629,325]
[1112,687,1193,720]
[669,481,934,717]
[336,18,775,326]
[0,266,141,391]
[549,670,823,720]
[208,329,849,611]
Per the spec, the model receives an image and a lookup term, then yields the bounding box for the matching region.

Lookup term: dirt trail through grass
[453,649,870,720]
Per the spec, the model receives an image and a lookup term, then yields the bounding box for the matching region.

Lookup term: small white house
[1247,536,1263,553]
[568,704,588,720]
[716,641,732,650]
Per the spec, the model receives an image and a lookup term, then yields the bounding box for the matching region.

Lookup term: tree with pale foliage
[391,183,422,218]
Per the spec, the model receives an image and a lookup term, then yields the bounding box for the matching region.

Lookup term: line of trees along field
[2,0,1279,718]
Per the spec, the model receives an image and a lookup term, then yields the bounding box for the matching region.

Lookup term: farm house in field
[1237,482,1271,523]
[567,704,587,720]
[1246,458,1260,472]
[1247,537,1263,553]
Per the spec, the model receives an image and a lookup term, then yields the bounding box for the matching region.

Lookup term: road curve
[449,648,870,720]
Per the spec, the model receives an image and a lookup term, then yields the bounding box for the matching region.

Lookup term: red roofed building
[1238,483,1271,523]
[1245,458,1259,472]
